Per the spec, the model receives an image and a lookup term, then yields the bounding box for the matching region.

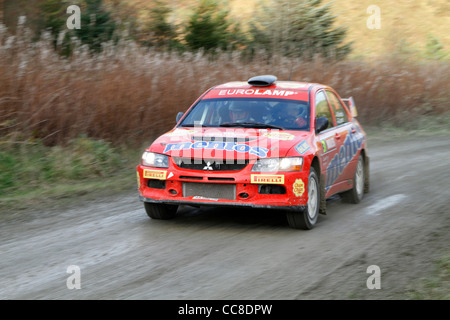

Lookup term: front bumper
[136,162,309,211]
[139,196,306,211]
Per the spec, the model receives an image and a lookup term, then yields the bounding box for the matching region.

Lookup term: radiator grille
[183,182,236,200]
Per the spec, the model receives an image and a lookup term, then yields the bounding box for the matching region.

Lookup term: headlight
[141,152,169,168]
[251,157,303,172]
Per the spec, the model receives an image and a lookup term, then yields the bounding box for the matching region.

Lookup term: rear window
[179,98,310,131]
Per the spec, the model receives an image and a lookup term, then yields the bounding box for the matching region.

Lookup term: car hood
[148,127,313,160]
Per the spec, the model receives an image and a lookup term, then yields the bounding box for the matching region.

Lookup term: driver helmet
[284,104,307,127]
[229,101,249,122]
[285,104,302,117]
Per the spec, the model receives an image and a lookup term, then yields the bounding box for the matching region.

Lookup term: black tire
[287,168,320,230]
[342,154,365,204]
[144,202,178,220]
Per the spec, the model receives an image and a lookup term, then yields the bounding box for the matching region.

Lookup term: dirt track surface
[1,134,449,300]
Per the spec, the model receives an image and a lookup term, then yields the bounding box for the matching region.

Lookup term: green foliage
[184,0,235,52]
[0,136,125,195]
[406,254,450,300]
[74,0,116,53]
[0,152,17,191]
[145,0,178,50]
[248,0,352,59]
[36,0,353,59]
[424,35,448,60]
[39,0,71,54]
[40,0,66,35]
[39,0,116,54]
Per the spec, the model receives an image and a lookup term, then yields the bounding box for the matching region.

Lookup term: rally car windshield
[179,98,310,131]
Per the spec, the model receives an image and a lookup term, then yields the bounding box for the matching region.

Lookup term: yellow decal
[263,132,294,141]
[321,140,327,153]
[143,169,167,180]
[136,171,141,188]
[293,179,305,197]
[251,174,285,184]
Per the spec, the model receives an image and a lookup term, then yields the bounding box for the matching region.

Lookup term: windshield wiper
[220,122,285,130]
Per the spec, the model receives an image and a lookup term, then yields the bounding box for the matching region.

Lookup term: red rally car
[137,75,369,229]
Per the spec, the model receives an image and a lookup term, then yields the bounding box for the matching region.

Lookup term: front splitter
[139,196,306,212]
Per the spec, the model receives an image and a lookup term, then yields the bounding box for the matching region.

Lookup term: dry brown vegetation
[1,24,449,147]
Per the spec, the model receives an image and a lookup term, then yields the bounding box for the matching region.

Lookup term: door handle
[335,133,341,140]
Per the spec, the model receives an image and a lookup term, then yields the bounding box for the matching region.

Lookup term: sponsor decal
[321,140,327,153]
[325,129,364,190]
[321,137,336,154]
[293,179,305,197]
[251,174,285,184]
[295,141,310,154]
[325,137,336,150]
[218,89,298,97]
[263,132,294,140]
[164,141,269,158]
[143,169,167,180]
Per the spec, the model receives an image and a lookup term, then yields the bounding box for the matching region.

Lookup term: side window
[315,91,333,130]
[326,91,349,126]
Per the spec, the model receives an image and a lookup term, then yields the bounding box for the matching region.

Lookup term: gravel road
[1,134,449,299]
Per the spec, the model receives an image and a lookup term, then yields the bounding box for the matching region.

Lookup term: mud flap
[319,174,327,215]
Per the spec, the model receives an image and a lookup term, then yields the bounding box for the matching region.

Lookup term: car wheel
[287,168,320,230]
[342,154,365,204]
[144,202,178,220]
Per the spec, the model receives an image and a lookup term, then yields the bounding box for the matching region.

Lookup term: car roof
[202,80,327,101]
[214,81,323,91]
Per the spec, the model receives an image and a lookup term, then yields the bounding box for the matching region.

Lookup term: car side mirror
[176,112,184,123]
[315,117,329,134]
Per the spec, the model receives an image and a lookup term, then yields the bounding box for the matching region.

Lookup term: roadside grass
[0,174,135,211]
[363,112,450,145]
[406,254,450,300]
[0,136,143,211]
